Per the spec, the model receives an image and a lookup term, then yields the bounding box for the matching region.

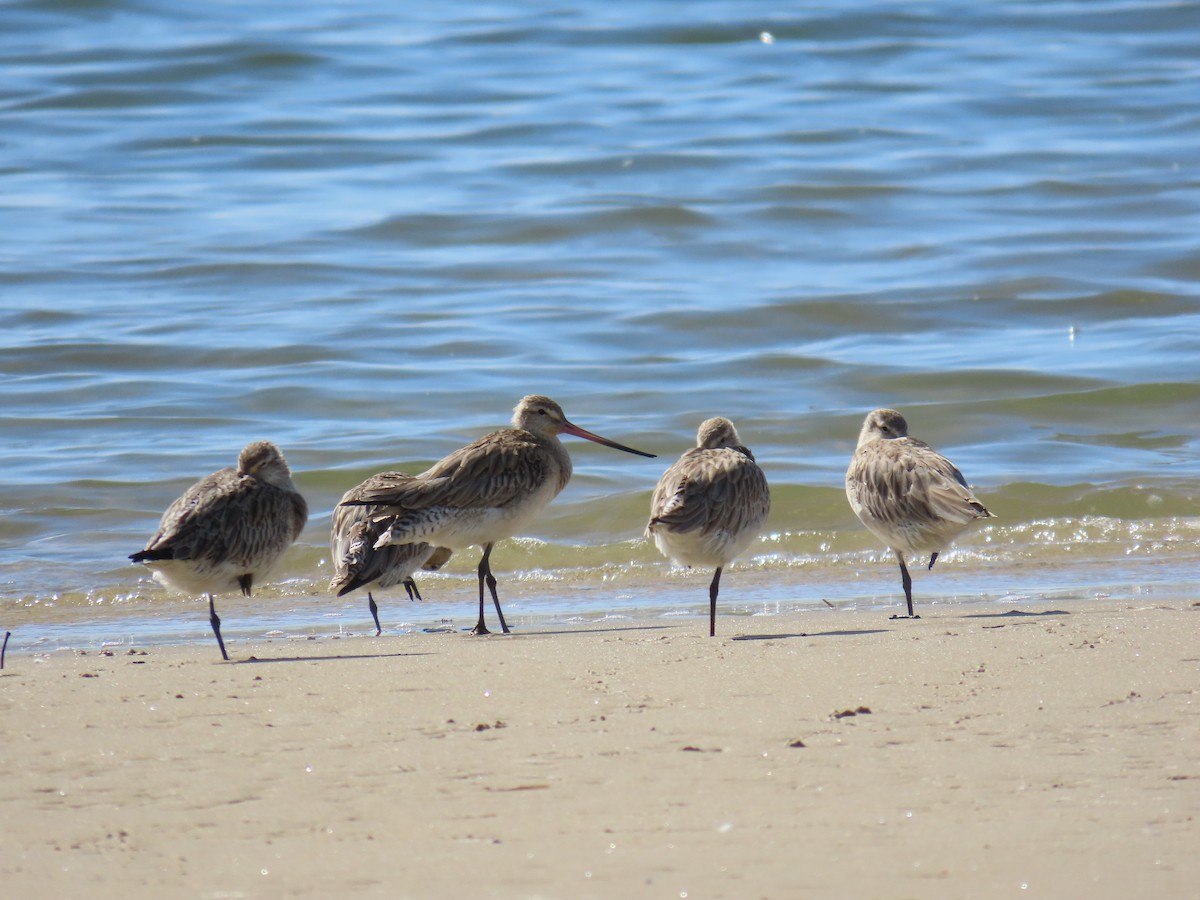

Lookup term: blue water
[2,1,1198,650]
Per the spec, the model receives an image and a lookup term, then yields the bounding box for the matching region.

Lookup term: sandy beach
[2,600,1198,899]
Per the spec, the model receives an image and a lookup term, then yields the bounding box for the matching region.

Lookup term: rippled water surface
[2,1,1198,649]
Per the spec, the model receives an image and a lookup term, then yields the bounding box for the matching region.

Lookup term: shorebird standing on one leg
[646,417,770,637]
[130,441,309,659]
[330,471,453,635]
[845,408,993,619]
[342,396,656,635]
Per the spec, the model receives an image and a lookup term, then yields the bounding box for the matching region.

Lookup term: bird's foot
[889,614,921,620]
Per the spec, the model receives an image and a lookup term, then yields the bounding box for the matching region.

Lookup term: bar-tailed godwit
[330,470,453,635]
[646,417,770,637]
[845,408,993,619]
[130,441,309,659]
[342,395,655,635]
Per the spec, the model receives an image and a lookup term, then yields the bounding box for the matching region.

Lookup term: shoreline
[3,601,1198,898]
[8,547,1200,654]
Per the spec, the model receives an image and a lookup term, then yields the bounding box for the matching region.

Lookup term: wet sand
[2,600,1198,898]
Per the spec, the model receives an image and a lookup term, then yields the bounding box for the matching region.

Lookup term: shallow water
[2,1,1198,650]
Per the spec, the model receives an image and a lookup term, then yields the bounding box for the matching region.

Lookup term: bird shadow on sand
[731,629,890,641]
[232,651,435,665]
[520,624,680,637]
[960,609,1071,620]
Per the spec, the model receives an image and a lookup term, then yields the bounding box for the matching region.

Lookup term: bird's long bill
[561,421,656,458]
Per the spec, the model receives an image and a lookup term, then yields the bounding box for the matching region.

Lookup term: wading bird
[130,441,308,659]
[647,417,770,637]
[845,408,993,619]
[343,396,655,635]
[330,470,453,635]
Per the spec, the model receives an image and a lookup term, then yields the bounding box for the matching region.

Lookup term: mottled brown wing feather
[650,448,769,537]
[332,472,419,593]
[143,468,307,568]
[848,438,988,528]
[345,431,554,512]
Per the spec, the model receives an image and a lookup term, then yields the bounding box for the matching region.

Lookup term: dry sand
[2,600,1198,899]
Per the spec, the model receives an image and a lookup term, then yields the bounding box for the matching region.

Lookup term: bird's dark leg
[208,593,230,660]
[928,551,939,571]
[403,578,423,602]
[487,569,508,634]
[472,543,510,635]
[890,552,920,620]
[708,567,723,637]
[485,544,509,634]
[1,630,10,670]
[472,543,494,635]
[368,592,382,636]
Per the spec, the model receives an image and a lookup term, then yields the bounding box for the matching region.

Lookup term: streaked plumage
[646,417,770,637]
[130,441,308,659]
[343,395,656,635]
[845,408,993,619]
[330,470,453,635]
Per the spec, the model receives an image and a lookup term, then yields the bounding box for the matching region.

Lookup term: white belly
[143,557,280,597]
[651,526,759,570]
[858,512,969,556]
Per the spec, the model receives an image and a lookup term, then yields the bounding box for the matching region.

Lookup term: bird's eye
[537,408,547,416]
